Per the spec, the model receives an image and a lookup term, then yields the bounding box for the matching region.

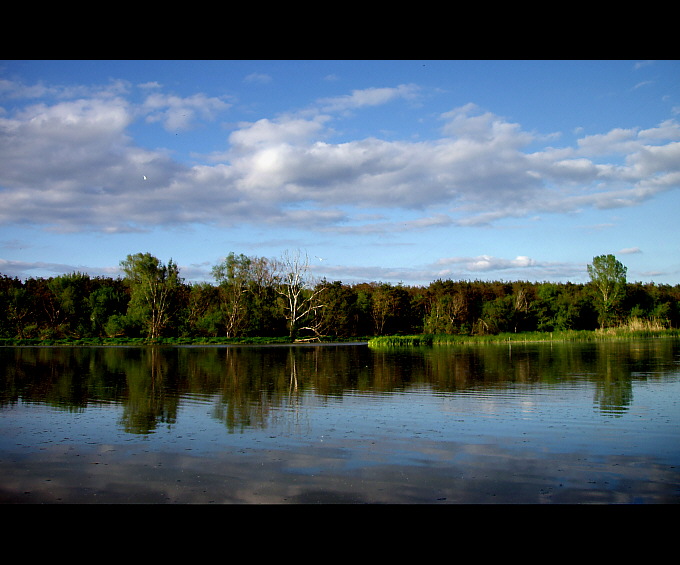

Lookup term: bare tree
[273,249,326,340]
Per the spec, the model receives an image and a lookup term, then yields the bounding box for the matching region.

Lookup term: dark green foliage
[89,282,129,336]
[1,252,678,343]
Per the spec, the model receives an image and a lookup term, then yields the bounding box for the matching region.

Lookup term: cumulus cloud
[1,78,679,236]
[227,115,329,151]
[0,93,190,232]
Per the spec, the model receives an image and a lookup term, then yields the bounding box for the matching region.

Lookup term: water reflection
[2,339,680,504]
[1,339,678,435]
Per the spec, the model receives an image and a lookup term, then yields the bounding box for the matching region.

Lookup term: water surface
[1,339,678,503]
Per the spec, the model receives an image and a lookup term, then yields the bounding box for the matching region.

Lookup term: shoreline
[0,336,371,347]
[2,328,679,348]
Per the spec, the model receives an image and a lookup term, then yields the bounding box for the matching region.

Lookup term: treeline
[1,251,679,342]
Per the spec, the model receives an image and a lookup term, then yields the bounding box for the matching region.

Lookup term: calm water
[1,339,679,504]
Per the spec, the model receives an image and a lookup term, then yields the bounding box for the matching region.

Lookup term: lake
[1,338,679,504]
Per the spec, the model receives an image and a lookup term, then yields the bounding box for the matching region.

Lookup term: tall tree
[212,253,254,337]
[247,256,282,336]
[120,253,182,339]
[273,250,326,340]
[212,252,278,337]
[587,254,627,327]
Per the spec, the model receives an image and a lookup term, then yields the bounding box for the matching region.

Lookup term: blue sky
[1,59,679,286]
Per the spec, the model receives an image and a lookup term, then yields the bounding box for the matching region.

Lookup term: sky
[1,59,679,287]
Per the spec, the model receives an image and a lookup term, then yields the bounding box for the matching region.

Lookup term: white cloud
[316,84,420,113]
[0,78,123,101]
[440,103,531,147]
[576,127,640,156]
[142,92,231,131]
[227,115,329,151]
[1,81,679,238]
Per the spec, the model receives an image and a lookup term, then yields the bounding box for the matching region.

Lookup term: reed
[604,316,668,332]
[368,327,680,347]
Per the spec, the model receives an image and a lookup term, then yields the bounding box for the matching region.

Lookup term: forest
[1,250,679,343]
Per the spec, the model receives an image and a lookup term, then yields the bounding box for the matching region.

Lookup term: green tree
[370,283,412,335]
[212,253,256,337]
[184,282,222,337]
[476,294,514,335]
[424,293,467,334]
[1,280,34,338]
[587,254,627,327]
[45,272,93,338]
[89,283,129,336]
[314,280,361,337]
[120,253,182,339]
[535,283,560,332]
[212,252,281,337]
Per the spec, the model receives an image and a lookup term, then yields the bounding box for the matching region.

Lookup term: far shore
[2,327,679,348]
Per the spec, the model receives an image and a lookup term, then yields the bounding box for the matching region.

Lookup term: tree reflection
[119,347,180,434]
[1,339,679,432]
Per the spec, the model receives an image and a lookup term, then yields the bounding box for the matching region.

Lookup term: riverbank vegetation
[1,251,678,346]
[368,325,680,348]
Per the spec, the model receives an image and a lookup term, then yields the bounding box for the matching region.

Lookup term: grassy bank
[368,327,680,347]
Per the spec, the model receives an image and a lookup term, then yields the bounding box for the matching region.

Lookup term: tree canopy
[1,252,678,341]
[120,253,182,339]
